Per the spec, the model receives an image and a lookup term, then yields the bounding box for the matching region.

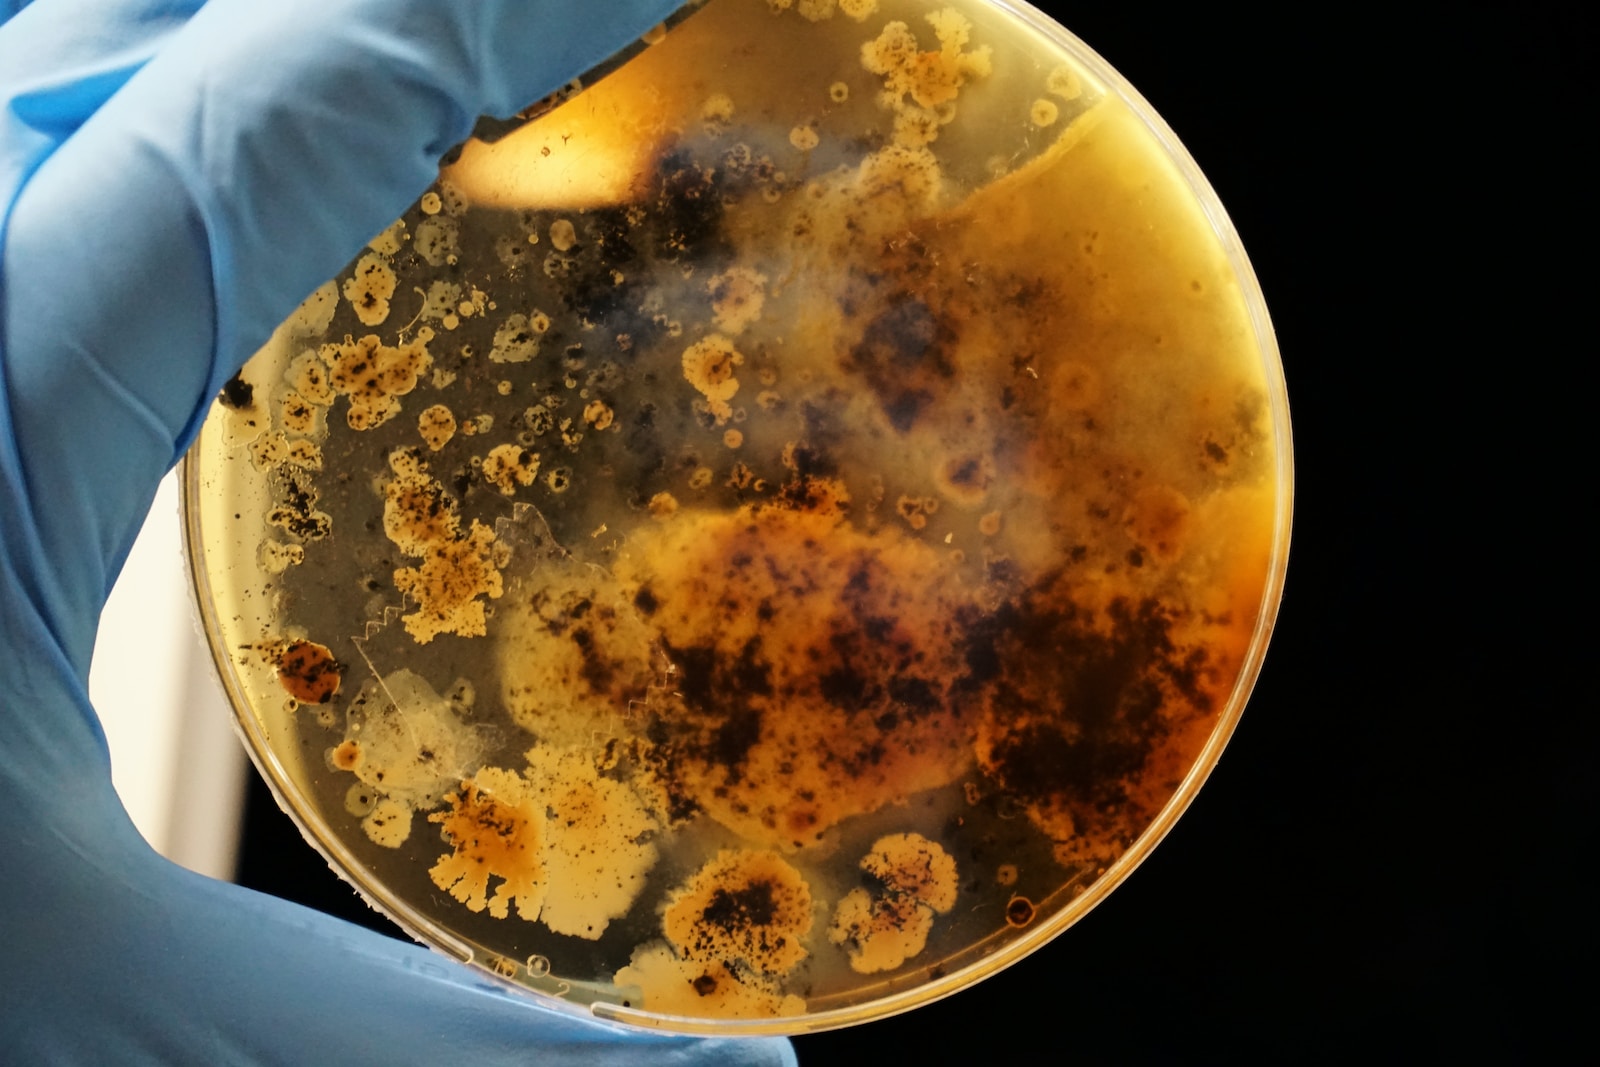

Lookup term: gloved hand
[0,1,795,1062]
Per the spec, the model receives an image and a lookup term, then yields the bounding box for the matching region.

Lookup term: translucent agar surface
[187,0,1289,1033]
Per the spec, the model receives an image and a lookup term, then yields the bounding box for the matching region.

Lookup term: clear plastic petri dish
[184,0,1291,1035]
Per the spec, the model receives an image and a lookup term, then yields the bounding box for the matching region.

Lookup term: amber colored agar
[185,0,1289,1035]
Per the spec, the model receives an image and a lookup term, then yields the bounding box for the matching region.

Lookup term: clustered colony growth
[216,0,1276,1020]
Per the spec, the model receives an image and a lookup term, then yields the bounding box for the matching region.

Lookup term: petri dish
[184,0,1291,1035]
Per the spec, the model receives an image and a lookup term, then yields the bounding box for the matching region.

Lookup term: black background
[236,4,1581,1061]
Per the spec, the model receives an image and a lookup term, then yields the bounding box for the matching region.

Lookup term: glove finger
[0,4,207,700]
[0,0,206,167]
[1,0,682,678]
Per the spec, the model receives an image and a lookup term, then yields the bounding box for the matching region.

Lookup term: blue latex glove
[0,1,795,1062]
